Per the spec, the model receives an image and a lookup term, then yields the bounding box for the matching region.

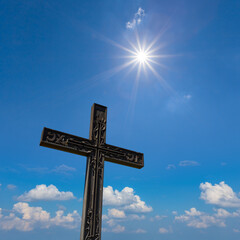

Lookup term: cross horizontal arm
[40,127,95,156]
[40,127,144,169]
[100,144,144,169]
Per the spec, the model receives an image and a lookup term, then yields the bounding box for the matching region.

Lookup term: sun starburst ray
[145,61,172,93]
[147,58,168,69]
[89,29,173,93]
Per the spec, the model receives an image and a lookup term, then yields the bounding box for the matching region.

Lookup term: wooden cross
[40,103,144,240]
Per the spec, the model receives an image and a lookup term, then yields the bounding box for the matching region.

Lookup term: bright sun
[96,32,171,90]
[135,50,148,64]
[118,33,167,79]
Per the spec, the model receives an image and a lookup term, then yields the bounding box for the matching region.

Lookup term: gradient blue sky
[1,0,240,239]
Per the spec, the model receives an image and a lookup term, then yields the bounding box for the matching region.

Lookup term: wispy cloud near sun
[126,7,145,29]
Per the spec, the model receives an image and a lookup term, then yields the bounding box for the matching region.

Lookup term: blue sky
[0,0,240,239]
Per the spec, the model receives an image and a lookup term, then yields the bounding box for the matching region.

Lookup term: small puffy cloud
[18,184,75,202]
[103,186,152,213]
[129,214,145,220]
[102,214,108,220]
[14,202,50,223]
[126,7,145,29]
[52,164,76,175]
[102,186,151,233]
[200,182,240,207]
[233,228,240,233]
[214,208,232,218]
[7,184,16,190]
[0,202,80,231]
[179,161,199,167]
[134,228,146,233]
[108,209,126,219]
[172,211,178,215]
[112,224,125,233]
[175,208,226,229]
[0,212,33,231]
[103,186,133,206]
[155,215,167,220]
[176,207,240,229]
[50,210,80,229]
[123,195,152,213]
[166,164,176,170]
[106,219,116,227]
[150,215,167,222]
[159,227,169,234]
[104,219,125,233]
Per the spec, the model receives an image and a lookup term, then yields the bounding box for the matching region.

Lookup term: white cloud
[106,219,116,227]
[150,215,167,222]
[123,195,152,213]
[112,224,125,233]
[134,228,146,233]
[103,186,133,206]
[102,214,108,220]
[0,202,80,231]
[102,186,151,233]
[233,228,240,233]
[126,7,145,29]
[214,208,232,218]
[179,161,199,167]
[166,164,176,170]
[50,210,80,229]
[52,164,76,174]
[108,209,126,218]
[175,182,240,229]
[7,184,16,190]
[0,212,33,231]
[104,219,125,233]
[175,207,227,229]
[159,227,169,234]
[129,214,145,220]
[200,182,240,207]
[155,215,167,220]
[103,186,152,213]
[18,184,75,202]
[14,202,50,223]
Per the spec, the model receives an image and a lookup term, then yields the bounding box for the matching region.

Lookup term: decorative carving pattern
[92,109,106,146]
[46,132,68,145]
[84,208,93,240]
[101,144,144,168]
[41,128,95,157]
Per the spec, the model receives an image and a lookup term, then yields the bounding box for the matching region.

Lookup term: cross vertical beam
[80,104,107,240]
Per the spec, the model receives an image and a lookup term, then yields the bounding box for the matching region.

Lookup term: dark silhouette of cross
[40,103,144,240]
